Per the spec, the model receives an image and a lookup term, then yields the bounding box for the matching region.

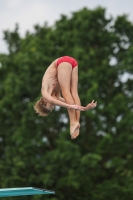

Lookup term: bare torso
[41,59,60,98]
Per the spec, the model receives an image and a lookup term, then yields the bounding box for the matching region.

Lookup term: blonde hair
[34,97,52,117]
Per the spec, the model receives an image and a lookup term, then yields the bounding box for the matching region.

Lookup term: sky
[0,0,133,53]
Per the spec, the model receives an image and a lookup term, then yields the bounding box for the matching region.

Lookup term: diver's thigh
[57,63,72,90]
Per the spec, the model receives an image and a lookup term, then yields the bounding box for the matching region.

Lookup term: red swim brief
[56,56,78,69]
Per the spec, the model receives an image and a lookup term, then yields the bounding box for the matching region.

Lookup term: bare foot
[70,122,80,139]
[71,127,80,139]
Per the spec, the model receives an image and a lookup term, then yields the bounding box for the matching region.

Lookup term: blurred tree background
[0,7,133,200]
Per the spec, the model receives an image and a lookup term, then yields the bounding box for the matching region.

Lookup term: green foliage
[0,6,133,200]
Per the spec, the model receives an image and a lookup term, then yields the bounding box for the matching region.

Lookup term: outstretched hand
[84,100,97,111]
[69,100,97,111]
[70,104,85,111]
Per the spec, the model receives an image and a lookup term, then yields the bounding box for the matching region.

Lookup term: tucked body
[34,56,97,139]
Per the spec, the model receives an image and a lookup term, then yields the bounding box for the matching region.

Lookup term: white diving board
[0,187,55,197]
